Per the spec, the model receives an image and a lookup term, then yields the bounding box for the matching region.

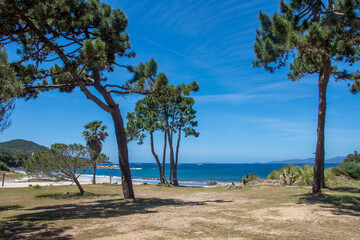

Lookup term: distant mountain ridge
[268,156,344,164]
[0,139,48,153]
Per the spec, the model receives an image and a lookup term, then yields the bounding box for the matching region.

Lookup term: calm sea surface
[83,163,339,186]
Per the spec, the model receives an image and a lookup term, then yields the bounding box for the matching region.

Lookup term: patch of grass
[0,181,359,239]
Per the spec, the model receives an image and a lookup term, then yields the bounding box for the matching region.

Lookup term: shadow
[0,221,72,240]
[36,192,119,200]
[298,193,360,217]
[9,197,233,222]
[326,187,360,194]
[0,205,22,212]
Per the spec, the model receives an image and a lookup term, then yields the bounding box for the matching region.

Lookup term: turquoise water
[83,163,339,185]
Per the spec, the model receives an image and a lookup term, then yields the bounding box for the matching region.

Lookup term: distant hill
[0,139,48,153]
[268,156,344,164]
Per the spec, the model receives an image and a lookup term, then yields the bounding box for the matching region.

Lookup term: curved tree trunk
[313,56,331,194]
[150,132,164,183]
[73,177,85,195]
[111,107,135,199]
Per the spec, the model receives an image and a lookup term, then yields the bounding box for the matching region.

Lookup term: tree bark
[150,132,164,183]
[167,129,177,186]
[167,129,173,184]
[93,161,96,184]
[173,127,181,186]
[111,107,135,199]
[73,177,85,195]
[312,55,331,194]
[162,131,167,184]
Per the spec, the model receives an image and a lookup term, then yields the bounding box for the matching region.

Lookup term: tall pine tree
[0,0,168,199]
[253,0,360,193]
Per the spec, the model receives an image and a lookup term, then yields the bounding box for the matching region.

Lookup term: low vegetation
[241,172,260,185]
[338,151,360,180]
[265,164,357,186]
[0,181,359,239]
[25,144,92,195]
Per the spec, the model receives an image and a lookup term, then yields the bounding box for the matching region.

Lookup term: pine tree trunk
[167,129,177,185]
[73,177,85,195]
[111,107,135,199]
[173,127,181,186]
[162,131,167,184]
[312,56,331,194]
[150,132,164,183]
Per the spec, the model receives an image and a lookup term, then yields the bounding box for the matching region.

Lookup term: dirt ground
[0,182,359,239]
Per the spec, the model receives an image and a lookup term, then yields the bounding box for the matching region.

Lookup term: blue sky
[1,0,360,163]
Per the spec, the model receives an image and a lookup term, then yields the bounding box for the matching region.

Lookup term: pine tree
[0,0,168,199]
[126,83,199,185]
[83,120,108,184]
[253,0,360,193]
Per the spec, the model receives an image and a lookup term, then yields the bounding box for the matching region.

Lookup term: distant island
[268,156,344,164]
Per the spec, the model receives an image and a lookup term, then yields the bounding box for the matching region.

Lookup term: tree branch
[12,4,113,113]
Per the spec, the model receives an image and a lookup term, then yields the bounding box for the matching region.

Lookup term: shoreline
[1,170,231,188]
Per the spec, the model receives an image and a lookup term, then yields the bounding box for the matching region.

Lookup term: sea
[82,162,339,186]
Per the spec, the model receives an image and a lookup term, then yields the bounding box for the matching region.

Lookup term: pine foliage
[253,0,360,85]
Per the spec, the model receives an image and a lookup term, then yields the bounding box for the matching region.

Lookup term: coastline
[2,169,229,188]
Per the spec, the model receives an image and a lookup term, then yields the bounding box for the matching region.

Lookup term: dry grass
[0,181,360,239]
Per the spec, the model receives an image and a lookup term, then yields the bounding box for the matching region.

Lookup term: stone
[279,175,286,185]
[206,181,217,186]
[285,174,293,185]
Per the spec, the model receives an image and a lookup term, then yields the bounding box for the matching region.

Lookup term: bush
[0,161,10,171]
[339,161,360,179]
[330,166,349,177]
[266,165,314,185]
[344,151,360,164]
[242,172,260,185]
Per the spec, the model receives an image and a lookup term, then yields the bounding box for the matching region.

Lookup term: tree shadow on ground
[0,205,23,212]
[0,221,72,240]
[326,187,360,194]
[297,192,360,217]
[9,198,232,222]
[36,192,119,200]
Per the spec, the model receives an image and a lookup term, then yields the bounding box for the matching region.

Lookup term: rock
[279,175,286,185]
[285,174,293,185]
[63,192,69,195]
[206,181,217,186]
[339,174,348,180]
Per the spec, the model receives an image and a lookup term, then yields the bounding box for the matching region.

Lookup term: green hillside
[0,139,48,153]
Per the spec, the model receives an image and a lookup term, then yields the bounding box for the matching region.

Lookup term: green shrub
[339,161,360,179]
[0,161,10,172]
[33,184,41,189]
[330,166,349,177]
[242,172,260,185]
[344,151,360,164]
[266,165,314,185]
